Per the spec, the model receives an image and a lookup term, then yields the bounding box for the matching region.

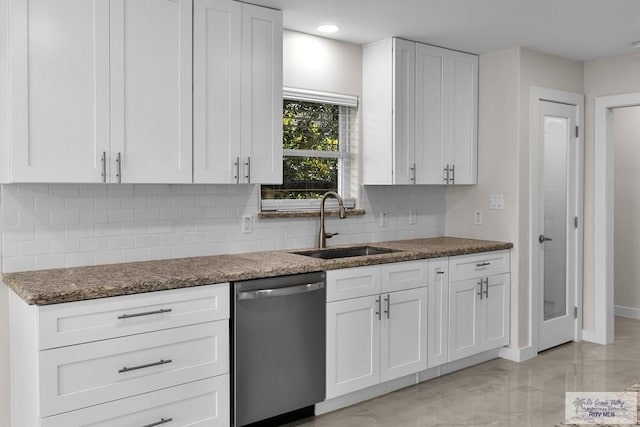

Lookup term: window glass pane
[283,100,339,152]
[261,156,338,200]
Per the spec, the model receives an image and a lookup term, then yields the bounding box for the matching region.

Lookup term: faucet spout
[319,191,347,248]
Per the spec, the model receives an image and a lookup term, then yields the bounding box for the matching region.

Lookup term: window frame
[261,87,358,212]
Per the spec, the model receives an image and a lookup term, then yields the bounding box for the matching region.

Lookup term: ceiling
[249,0,640,61]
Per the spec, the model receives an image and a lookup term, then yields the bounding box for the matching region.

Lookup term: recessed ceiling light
[316,24,340,34]
[631,40,640,49]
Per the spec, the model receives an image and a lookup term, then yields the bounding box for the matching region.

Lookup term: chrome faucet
[319,191,347,248]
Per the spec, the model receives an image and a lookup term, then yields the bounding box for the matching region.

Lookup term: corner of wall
[0,0,9,184]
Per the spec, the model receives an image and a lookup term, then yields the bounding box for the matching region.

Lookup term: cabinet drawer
[448,250,509,282]
[326,265,381,301]
[40,375,230,427]
[40,321,229,417]
[380,259,428,293]
[38,283,229,349]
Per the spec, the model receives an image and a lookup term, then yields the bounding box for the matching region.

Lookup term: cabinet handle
[384,294,390,319]
[119,359,172,374]
[483,278,489,298]
[116,152,122,183]
[443,164,450,184]
[436,270,445,275]
[101,151,107,183]
[476,279,483,300]
[375,297,381,320]
[234,157,240,184]
[410,163,416,183]
[451,164,455,184]
[117,308,172,320]
[245,157,251,183]
[141,418,173,427]
[476,262,491,267]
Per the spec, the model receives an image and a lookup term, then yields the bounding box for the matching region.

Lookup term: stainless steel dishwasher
[233,271,326,427]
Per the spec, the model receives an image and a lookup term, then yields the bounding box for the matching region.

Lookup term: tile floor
[292,317,640,426]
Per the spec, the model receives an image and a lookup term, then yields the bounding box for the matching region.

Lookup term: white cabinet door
[380,287,427,382]
[326,265,381,302]
[446,49,478,185]
[110,0,192,183]
[414,43,445,185]
[193,0,242,184]
[448,278,481,361]
[392,38,415,185]
[380,259,428,293]
[481,273,510,351]
[427,258,449,368]
[326,295,380,399]
[8,0,110,182]
[241,3,282,184]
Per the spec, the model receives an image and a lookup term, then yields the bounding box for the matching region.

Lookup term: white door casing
[593,92,640,345]
[531,87,584,352]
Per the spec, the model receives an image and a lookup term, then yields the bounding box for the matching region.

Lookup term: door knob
[538,234,552,243]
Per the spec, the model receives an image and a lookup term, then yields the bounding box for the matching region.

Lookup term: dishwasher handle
[237,281,324,300]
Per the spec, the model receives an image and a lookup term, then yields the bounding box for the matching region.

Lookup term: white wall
[613,106,640,316]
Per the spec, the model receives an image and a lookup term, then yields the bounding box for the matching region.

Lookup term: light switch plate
[490,193,504,210]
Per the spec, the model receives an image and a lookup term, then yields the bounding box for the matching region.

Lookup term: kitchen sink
[291,245,400,260]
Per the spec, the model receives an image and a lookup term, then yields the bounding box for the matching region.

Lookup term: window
[261,88,358,211]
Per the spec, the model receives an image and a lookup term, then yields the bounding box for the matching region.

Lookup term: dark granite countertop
[1,236,512,306]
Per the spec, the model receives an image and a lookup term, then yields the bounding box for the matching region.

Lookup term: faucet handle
[325,232,339,239]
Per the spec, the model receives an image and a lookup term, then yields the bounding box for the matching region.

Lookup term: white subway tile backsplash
[1,184,445,273]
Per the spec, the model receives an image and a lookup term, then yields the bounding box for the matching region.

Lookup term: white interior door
[538,100,579,351]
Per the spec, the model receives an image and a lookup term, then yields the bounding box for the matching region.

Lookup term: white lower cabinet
[325,261,428,399]
[380,287,428,382]
[449,272,510,362]
[9,284,230,427]
[326,295,380,398]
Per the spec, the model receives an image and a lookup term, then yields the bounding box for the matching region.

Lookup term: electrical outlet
[242,216,252,233]
[409,210,417,225]
[474,210,483,225]
[380,212,389,227]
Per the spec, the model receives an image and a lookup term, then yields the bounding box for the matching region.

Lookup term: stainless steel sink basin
[292,246,400,260]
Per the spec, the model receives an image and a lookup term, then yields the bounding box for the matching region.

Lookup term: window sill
[257,208,366,219]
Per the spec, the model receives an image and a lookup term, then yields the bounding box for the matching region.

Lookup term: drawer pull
[118,359,172,373]
[118,308,172,319]
[476,262,491,267]
[141,418,173,427]
[436,271,445,275]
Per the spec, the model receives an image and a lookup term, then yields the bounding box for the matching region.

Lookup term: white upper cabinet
[3,0,281,184]
[6,0,110,182]
[4,0,192,183]
[363,37,478,185]
[110,0,193,183]
[194,0,282,184]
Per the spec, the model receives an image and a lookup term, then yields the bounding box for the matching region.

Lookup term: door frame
[530,87,584,353]
[592,92,640,345]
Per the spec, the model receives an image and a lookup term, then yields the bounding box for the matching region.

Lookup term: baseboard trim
[614,305,640,320]
[499,345,536,362]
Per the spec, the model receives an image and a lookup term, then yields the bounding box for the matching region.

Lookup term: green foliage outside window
[262,100,342,200]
